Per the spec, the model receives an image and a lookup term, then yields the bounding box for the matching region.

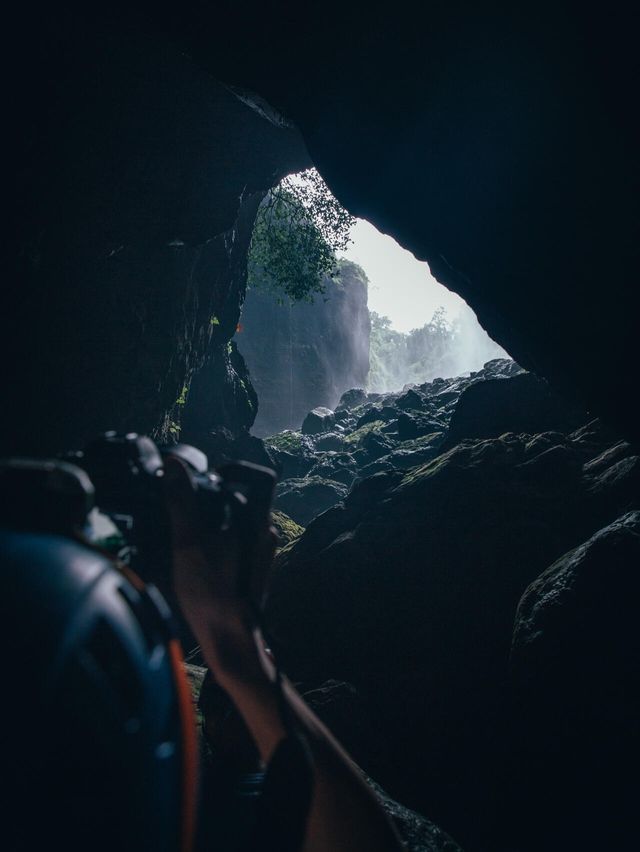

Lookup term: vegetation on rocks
[343,420,386,446]
[271,509,305,547]
[263,358,535,526]
[264,430,313,455]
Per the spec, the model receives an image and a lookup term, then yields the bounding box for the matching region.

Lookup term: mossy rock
[271,509,305,546]
[275,476,349,526]
[264,430,313,455]
[397,432,445,453]
[343,419,385,447]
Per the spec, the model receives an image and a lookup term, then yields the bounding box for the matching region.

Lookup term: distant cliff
[237,259,370,436]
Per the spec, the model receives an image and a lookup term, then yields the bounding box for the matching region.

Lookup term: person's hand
[163,456,277,676]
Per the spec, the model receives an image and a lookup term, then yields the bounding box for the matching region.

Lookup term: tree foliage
[368,307,461,392]
[369,304,507,392]
[247,168,355,302]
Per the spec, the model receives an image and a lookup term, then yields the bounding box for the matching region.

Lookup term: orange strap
[169,639,199,852]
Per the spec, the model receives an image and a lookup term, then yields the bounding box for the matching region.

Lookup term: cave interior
[6,5,639,852]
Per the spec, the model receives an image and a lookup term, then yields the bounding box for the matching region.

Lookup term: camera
[0,432,276,599]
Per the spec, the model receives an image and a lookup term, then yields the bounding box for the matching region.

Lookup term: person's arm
[164,458,403,852]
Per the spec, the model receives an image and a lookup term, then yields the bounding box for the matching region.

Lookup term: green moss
[209,314,220,326]
[343,420,385,446]
[349,403,371,420]
[265,430,306,453]
[271,510,305,546]
[399,446,456,487]
[397,432,444,452]
[237,377,255,412]
[175,384,189,406]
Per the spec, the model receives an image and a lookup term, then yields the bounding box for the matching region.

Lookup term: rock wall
[508,511,640,852]
[11,7,639,448]
[181,4,640,444]
[236,259,370,436]
[8,23,309,455]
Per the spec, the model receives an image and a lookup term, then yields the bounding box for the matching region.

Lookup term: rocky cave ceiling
[180,2,639,443]
[7,3,638,450]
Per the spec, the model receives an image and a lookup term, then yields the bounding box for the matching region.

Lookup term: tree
[247,168,355,302]
[368,311,409,391]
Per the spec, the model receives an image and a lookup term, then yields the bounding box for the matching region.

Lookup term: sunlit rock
[301,407,336,435]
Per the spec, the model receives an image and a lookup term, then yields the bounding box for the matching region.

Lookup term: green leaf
[247,168,355,303]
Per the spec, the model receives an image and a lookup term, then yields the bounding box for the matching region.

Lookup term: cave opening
[234,170,511,440]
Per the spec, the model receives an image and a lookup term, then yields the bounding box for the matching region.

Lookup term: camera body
[1,432,275,599]
[75,433,240,586]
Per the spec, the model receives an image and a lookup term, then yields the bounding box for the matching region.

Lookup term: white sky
[339,218,469,333]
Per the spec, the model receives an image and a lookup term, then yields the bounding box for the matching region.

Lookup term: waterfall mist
[367,300,508,393]
[342,218,509,393]
[237,260,370,436]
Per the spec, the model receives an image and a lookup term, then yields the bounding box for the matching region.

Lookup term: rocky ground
[255,359,639,852]
[264,358,583,527]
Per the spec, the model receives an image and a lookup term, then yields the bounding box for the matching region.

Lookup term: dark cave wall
[178,2,639,444]
[9,4,638,455]
[8,26,309,455]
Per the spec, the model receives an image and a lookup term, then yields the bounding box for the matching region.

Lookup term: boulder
[366,778,464,852]
[301,407,335,435]
[346,470,404,510]
[193,427,276,471]
[483,358,524,379]
[508,512,640,852]
[274,476,348,526]
[302,682,464,852]
[442,372,587,450]
[267,427,638,849]
[356,457,397,477]
[307,452,358,487]
[271,451,316,481]
[397,411,446,441]
[271,510,305,547]
[359,430,394,463]
[388,440,443,469]
[396,389,425,411]
[302,680,379,769]
[357,405,398,428]
[264,430,317,479]
[336,388,367,411]
[342,420,386,449]
[313,431,345,451]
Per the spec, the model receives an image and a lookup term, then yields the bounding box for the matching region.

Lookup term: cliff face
[236,260,370,437]
[8,28,309,455]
